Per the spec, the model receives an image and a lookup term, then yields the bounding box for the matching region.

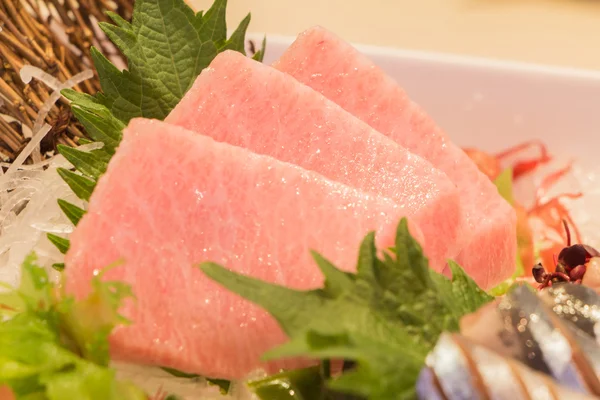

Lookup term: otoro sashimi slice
[165,50,461,272]
[65,118,423,380]
[273,27,516,289]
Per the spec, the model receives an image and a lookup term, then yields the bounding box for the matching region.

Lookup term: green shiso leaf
[57,200,86,226]
[249,366,328,400]
[61,90,124,154]
[56,169,96,202]
[67,0,261,126]
[46,234,70,255]
[95,0,241,122]
[201,218,493,399]
[52,263,66,272]
[57,145,108,181]
[252,36,267,62]
[55,0,265,254]
[160,367,201,379]
[205,378,231,394]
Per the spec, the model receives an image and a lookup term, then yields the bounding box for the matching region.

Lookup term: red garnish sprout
[464,140,586,282]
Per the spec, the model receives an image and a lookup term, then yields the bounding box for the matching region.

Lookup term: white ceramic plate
[251,33,600,165]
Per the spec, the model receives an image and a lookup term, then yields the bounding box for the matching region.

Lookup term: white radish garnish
[19,65,63,91]
[6,124,51,174]
[0,67,94,289]
[19,68,94,163]
[0,113,33,139]
[113,363,261,400]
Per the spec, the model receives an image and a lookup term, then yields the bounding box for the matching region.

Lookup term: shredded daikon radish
[49,19,83,58]
[20,65,62,91]
[4,124,51,174]
[0,68,94,289]
[1,113,33,139]
[0,161,80,288]
[32,69,94,133]
[0,169,48,181]
[2,113,22,124]
[0,142,104,171]
[0,188,37,229]
[0,173,43,197]
[18,67,94,163]
[0,139,104,284]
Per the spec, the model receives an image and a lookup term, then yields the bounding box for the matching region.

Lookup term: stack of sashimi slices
[64,27,516,381]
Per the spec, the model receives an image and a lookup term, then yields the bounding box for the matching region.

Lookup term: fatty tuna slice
[65,118,424,380]
[272,27,516,289]
[165,50,461,272]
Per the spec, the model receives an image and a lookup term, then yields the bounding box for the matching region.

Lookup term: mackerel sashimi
[64,118,424,379]
[166,50,461,272]
[273,26,517,289]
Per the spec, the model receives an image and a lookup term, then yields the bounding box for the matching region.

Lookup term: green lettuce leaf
[0,254,146,399]
[493,167,514,205]
[488,167,525,296]
[201,218,493,399]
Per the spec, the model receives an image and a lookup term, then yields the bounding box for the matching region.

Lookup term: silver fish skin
[540,283,600,343]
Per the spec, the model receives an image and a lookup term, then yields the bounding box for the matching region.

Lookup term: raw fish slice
[582,258,600,293]
[506,356,597,400]
[416,368,445,400]
[424,333,485,400]
[541,283,600,343]
[510,360,559,400]
[453,335,529,400]
[65,118,423,380]
[273,26,516,289]
[562,323,600,392]
[460,299,523,358]
[462,285,596,394]
[165,50,461,272]
[502,286,600,395]
[420,334,598,400]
